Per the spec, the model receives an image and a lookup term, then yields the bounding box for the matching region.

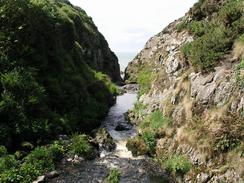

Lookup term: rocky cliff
[0,0,121,149]
[125,0,244,182]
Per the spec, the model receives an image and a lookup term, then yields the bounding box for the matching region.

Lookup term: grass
[106,169,121,183]
[235,59,244,88]
[163,155,191,175]
[137,69,155,96]
[140,110,172,130]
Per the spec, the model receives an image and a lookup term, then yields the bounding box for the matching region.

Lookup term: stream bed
[49,91,174,183]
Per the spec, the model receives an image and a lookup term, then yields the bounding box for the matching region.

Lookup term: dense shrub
[68,134,95,159]
[142,131,156,155]
[181,0,244,72]
[126,136,149,156]
[0,0,118,149]
[163,155,191,175]
[0,141,66,183]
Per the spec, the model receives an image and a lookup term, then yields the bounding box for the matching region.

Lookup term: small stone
[45,170,59,179]
[33,175,45,183]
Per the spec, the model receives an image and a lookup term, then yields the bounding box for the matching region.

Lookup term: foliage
[137,69,154,96]
[0,0,118,150]
[187,20,206,37]
[163,155,191,175]
[0,141,67,183]
[214,134,241,153]
[181,0,244,72]
[106,169,121,183]
[0,146,7,157]
[235,59,244,88]
[126,136,149,156]
[142,131,156,155]
[140,110,172,130]
[68,134,95,159]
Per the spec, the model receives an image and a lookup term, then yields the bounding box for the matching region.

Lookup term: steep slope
[0,0,121,149]
[125,0,244,182]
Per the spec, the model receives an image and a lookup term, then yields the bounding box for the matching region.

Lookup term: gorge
[0,0,243,183]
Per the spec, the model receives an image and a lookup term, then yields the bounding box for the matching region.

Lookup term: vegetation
[106,169,121,183]
[137,68,155,96]
[0,0,119,150]
[68,134,95,159]
[163,155,191,175]
[180,0,244,72]
[0,133,97,183]
[127,110,172,156]
[235,59,244,88]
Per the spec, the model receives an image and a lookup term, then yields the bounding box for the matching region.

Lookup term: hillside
[125,0,244,182]
[0,0,121,150]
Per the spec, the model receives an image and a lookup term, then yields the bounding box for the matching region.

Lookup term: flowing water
[49,91,174,183]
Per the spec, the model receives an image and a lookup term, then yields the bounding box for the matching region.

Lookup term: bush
[142,131,156,155]
[126,136,149,156]
[106,169,121,183]
[187,20,206,37]
[182,0,244,72]
[0,155,18,173]
[181,25,231,71]
[69,134,95,159]
[163,155,191,175]
[214,134,241,153]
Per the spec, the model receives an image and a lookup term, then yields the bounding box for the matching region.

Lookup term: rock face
[125,1,244,182]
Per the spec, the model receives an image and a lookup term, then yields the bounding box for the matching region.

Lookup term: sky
[69,0,197,54]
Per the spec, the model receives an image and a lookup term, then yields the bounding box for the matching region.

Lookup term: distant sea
[116,52,137,72]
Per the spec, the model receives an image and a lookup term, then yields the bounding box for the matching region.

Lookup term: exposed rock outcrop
[125,1,244,182]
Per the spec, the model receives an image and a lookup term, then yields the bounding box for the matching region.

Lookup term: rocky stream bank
[41,85,173,183]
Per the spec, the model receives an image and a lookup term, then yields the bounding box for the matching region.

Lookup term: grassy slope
[0,0,119,149]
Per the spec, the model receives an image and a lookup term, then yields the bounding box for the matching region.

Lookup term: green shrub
[126,136,149,156]
[0,146,7,157]
[187,20,206,37]
[106,169,121,183]
[163,155,191,175]
[235,59,244,88]
[214,134,241,153]
[69,134,95,159]
[218,0,243,26]
[181,25,231,71]
[0,155,18,173]
[142,131,156,155]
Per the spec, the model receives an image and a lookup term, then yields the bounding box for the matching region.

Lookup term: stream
[49,90,174,183]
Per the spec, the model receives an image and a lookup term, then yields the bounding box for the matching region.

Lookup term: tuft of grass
[140,110,172,130]
[235,59,244,88]
[106,169,121,183]
[137,69,154,96]
[163,155,191,175]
